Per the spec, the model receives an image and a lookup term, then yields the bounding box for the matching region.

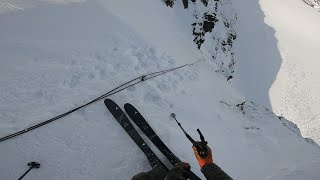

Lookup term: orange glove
[192,145,213,168]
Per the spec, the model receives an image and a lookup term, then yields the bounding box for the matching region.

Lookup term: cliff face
[163,0,237,81]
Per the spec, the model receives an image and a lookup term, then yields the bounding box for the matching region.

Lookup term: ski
[104,99,168,172]
[124,103,202,180]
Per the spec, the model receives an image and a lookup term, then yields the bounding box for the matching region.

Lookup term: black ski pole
[171,113,208,158]
[18,162,40,180]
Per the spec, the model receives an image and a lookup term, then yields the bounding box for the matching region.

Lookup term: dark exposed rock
[162,0,237,81]
[203,12,218,32]
[163,0,175,7]
[244,126,260,130]
[182,0,188,9]
[191,11,219,49]
[236,101,246,114]
[227,75,233,81]
[227,33,236,46]
[201,0,209,7]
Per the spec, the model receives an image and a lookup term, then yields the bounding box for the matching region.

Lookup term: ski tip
[124,103,132,108]
[124,103,135,111]
[104,98,113,105]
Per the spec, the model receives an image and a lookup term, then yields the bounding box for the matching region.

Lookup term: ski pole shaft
[18,167,32,180]
[171,113,208,158]
[170,113,196,143]
[18,162,40,180]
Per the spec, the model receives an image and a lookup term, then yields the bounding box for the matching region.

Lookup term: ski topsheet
[124,103,201,180]
[104,99,168,171]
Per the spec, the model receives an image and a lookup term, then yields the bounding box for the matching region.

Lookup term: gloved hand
[175,162,191,178]
[192,145,213,168]
[166,162,191,179]
[174,162,191,171]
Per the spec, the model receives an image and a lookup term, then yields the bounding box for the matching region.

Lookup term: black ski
[104,99,168,171]
[124,103,201,180]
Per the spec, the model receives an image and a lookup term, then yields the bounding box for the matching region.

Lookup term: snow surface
[0,0,320,180]
[232,0,320,145]
[259,0,320,144]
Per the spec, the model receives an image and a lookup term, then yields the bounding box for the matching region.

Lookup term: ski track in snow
[0,0,319,180]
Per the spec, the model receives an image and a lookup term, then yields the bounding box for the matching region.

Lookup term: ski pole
[170,113,208,158]
[18,162,40,180]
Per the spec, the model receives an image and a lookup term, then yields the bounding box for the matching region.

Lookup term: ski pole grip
[197,129,205,141]
[195,142,208,158]
[195,129,208,158]
[28,162,40,169]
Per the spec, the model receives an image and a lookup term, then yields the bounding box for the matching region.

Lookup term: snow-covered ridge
[303,0,320,11]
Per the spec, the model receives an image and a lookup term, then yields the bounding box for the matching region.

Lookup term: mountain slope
[0,0,319,180]
[259,0,320,144]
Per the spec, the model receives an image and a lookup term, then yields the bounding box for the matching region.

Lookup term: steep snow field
[259,0,320,144]
[0,0,320,180]
[232,0,320,145]
[231,0,282,110]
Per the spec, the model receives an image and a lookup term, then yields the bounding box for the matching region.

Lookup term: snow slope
[231,0,282,110]
[232,0,320,145]
[258,0,320,144]
[0,0,319,180]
